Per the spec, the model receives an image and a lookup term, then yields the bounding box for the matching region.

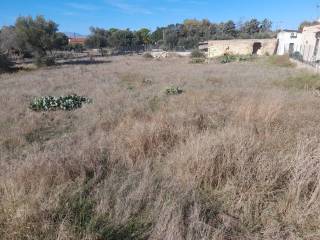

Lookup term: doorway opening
[252,42,262,55]
[289,43,295,55]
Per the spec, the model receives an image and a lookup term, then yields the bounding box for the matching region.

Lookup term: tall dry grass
[1,56,320,239]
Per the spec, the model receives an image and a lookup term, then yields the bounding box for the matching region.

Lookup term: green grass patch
[274,73,320,90]
[90,216,152,240]
[54,185,152,239]
[268,55,296,68]
[119,73,151,90]
[24,122,73,144]
[148,96,161,112]
[190,58,206,64]
[191,49,206,58]
[218,54,255,64]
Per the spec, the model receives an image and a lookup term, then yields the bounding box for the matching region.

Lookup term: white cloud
[66,2,99,11]
[105,1,152,15]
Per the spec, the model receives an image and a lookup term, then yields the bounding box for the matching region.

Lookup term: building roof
[303,24,320,32]
[68,37,86,45]
[282,29,302,33]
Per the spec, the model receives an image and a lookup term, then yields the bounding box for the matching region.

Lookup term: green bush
[291,51,303,61]
[190,58,206,64]
[165,86,183,95]
[30,94,92,111]
[191,49,205,59]
[218,54,254,64]
[219,54,237,64]
[0,53,13,73]
[238,55,254,62]
[142,52,154,59]
[33,55,56,67]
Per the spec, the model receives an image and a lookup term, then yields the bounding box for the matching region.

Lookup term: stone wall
[207,39,277,58]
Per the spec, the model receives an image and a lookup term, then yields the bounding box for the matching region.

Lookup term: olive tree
[0,26,21,54]
[15,16,67,58]
[85,27,110,55]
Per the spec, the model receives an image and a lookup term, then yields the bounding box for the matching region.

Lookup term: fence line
[286,43,320,71]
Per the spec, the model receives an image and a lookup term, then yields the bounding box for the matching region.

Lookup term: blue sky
[1,0,319,34]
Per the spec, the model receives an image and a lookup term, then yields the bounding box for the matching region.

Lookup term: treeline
[85,27,152,54]
[0,15,275,70]
[0,16,275,57]
[86,18,274,51]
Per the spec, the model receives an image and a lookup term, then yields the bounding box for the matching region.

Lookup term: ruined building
[206,39,277,58]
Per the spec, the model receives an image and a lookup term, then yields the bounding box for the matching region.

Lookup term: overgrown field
[1,56,320,239]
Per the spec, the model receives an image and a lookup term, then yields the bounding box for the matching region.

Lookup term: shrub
[291,51,303,61]
[190,58,206,64]
[142,52,154,59]
[191,49,205,59]
[44,56,56,66]
[219,54,237,64]
[33,55,56,67]
[0,52,13,73]
[218,54,254,64]
[165,86,183,95]
[238,55,254,62]
[30,94,92,111]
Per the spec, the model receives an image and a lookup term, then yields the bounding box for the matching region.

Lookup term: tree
[83,17,275,52]
[223,20,237,37]
[241,19,261,35]
[260,18,272,32]
[164,29,179,50]
[150,27,164,44]
[135,28,151,46]
[109,29,136,50]
[183,19,201,28]
[85,27,110,55]
[177,36,198,49]
[53,32,68,50]
[299,21,319,31]
[15,16,65,57]
[0,26,21,54]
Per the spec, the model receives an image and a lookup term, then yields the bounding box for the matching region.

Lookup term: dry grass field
[1,55,320,239]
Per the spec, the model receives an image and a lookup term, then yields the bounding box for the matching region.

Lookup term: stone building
[206,39,277,58]
[276,24,320,62]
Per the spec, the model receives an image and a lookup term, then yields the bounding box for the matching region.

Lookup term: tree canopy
[85,18,274,51]
[299,20,320,31]
[0,16,68,57]
[0,16,275,57]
